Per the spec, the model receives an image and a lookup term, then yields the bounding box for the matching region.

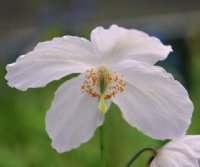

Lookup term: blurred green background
[1,0,200,166]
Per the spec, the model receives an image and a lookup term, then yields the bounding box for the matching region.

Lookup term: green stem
[125,147,157,167]
[100,125,106,167]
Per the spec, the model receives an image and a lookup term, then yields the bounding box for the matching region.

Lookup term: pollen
[81,66,126,101]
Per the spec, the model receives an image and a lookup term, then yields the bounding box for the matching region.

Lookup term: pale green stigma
[100,76,106,95]
[98,95,107,113]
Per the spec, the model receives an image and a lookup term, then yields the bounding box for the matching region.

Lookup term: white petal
[112,60,193,140]
[45,75,105,153]
[91,25,172,65]
[6,36,97,91]
[150,143,198,167]
[173,135,200,159]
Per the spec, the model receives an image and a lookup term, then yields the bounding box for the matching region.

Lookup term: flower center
[81,66,126,113]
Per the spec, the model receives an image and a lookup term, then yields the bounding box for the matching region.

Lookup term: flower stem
[125,147,157,167]
[100,125,106,167]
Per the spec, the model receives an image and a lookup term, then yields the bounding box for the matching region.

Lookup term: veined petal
[91,25,172,65]
[175,135,200,159]
[150,144,198,167]
[150,135,200,167]
[112,60,193,140]
[6,36,97,91]
[45,75,105,153]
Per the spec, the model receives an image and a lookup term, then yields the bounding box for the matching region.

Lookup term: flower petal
[150,143,198,167]
[91,25,172,65]
[175,135,200,159]
[112,60,193,140]
[6,36,97,91]
[45,75,105,153]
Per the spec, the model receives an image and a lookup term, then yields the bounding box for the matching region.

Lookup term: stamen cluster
[81,66,126,100]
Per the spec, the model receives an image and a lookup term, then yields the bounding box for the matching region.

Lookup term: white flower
[5,25,193,153]
[150,135,200,167]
